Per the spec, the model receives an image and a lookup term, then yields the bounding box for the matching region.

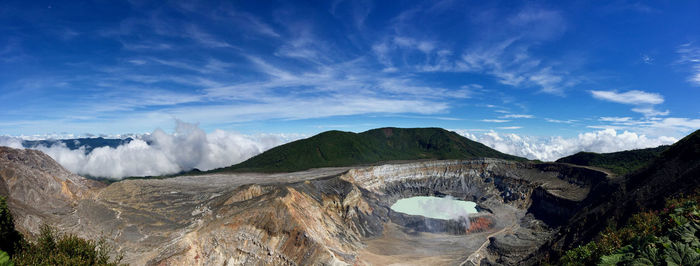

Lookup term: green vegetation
[212,127,526,173]
[0,250,11,266]
[0,196,122,266]
[11,226,123,266]
[559,191,700,265]
[556,145,669,176]
[0,196,24,257]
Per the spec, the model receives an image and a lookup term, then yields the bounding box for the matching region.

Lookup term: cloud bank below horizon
[456,128,677,161]
[0,126,682,179]
[0,121,297,179]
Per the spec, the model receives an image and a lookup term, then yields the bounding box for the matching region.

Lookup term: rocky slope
[0,146,611,265]
[0,147,103,236]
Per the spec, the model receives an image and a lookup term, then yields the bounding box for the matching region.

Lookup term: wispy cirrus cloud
[1,0,698,139]
[630,107,670,117]
[501,114,534,119]
[592,116,700,136]
[600,116,633,123]
[590,90,663,105]
[482,119,510,123]
[545,118,577,124]
[590,90,669,117]
[368,3,577,95]
[677,43,700,86]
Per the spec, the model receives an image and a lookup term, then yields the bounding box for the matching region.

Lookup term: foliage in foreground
[0,250,12,266]
[1,196,122,266]
[11,225,123,266]
[559,191,700,265]
[0,196,24,257]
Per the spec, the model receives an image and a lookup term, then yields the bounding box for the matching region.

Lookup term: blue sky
[1,0,700,139]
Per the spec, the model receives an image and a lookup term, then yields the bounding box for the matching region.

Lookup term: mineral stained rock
[0,147,609,265]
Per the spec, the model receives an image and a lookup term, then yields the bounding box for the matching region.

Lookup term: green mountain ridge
[210,127,527,173]
[556,145,670,176]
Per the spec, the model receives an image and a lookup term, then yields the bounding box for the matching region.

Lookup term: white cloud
[591,90,670,118]
[545,118,576,124]
[649,117,700,132]
[631,107,670,117]
[497,126,522,130]
[600,116,632,122]
[501,114,534,119]
[590,90,664,105]
[677,43,700,86]
[455,129,677,161]
[20,121,299,179]
[184,25,233,48]
[458,39,571,95]
[367,7,574,95]
[595,116,700,136]
[392,36,435,54]
[481,119,510,123]
[507,8,566,40]
[0,136,24,149]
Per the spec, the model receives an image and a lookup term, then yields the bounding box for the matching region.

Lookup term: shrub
[558,190,700,265]
[11,225,123,266]
[0,250,12,266]
[560,242,597,265]
[1,195,123,265]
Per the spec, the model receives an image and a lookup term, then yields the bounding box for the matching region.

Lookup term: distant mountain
[555,145,670,176]
[23,137,132,153]
[212,127,527,173]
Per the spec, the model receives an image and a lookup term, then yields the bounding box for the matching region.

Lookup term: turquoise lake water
[390,196,477,220]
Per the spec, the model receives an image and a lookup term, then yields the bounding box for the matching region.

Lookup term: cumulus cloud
[10,121,297,179]
[454,128,677,161]
[0,136,24,149]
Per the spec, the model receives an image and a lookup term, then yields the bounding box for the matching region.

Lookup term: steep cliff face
[0,147,611,265]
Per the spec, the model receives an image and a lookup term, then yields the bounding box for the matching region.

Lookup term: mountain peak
[211,127,526,173]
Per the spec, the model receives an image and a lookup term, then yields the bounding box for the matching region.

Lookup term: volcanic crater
[0,146,611,265]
